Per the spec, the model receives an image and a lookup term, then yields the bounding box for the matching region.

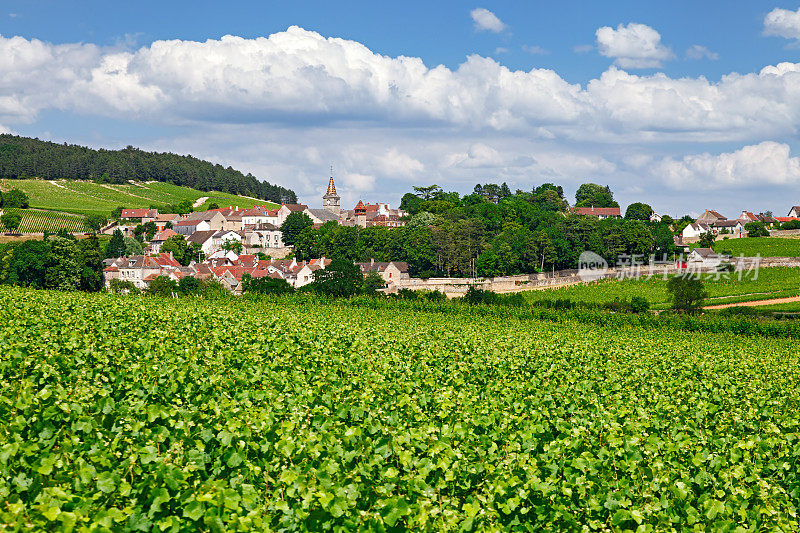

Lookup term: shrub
[629,296,650,313]
[241,274,294,295]
[109,278,139,294]
[666,275,708,313]
[464,286,499,305]
[781,220,800,230]
[146,275,178,297]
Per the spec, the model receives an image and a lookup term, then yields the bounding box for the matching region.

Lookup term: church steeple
[322,174,341,215]
[326,176,337,196]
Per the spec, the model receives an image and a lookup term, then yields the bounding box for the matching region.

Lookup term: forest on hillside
[0,135,297,204]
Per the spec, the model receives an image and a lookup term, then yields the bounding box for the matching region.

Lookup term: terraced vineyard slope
[0,209,88,233]
[1,288,799,530]
[0,179,278,217]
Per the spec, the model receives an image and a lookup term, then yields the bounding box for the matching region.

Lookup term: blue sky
[2,1,800,216]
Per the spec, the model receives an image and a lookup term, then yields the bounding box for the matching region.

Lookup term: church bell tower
[322,175,340,215]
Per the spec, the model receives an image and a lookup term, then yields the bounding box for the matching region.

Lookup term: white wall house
[682,222,712,239]
[687,248,721,268]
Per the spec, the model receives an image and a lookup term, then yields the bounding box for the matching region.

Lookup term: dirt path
[100,183,151,201]
[704,295,800,309]
[193,196,209,208]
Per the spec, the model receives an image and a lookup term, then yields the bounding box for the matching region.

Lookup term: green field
[2,287,800,530]
[709,236,800,257]
[0,209,88,233]
[0,179,278,216]
[525,267,800,309]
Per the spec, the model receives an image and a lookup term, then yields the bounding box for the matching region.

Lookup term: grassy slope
[0,179,278,216]
[524,267,800,309]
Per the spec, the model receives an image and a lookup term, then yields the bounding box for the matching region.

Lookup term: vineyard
[525,266,800,309]
[0,209,88,233]
[0,179,278,217]
[710,236,800,258]
[2,287,800,530]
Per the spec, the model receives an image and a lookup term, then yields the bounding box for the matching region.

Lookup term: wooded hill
[0,134,296,204]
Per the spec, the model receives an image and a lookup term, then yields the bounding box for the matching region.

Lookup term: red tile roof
[121,208,157,219]
[152,229,179,242]
[572,207,621,217]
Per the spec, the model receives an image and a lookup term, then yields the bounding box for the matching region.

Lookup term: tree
[86,214,108,233]
[534,230,556,271]
[111,206,125,220]
[744,221,769,237]
[133,224,145,242]
[667,275,708,312]
[207,202,220,210]
[160,235,189,263]
[624,202,653,221]
[77,234,104,292]
[44,235,80,290]
[221,238,243,254]
[575,183,618,208]
[280,212,313,246]
[697,232,716,249]
[413,185,443,200]
[176,199,194,215]
[143,221,157,241]
[124,237,143,255]
[310,258,363,297]
[1,210,22,233]
[7,240,52,288]
[186,242,205,265]
[399,193,424,215]
[106,229,126,258]
[177,276,201,295]
[3,188,29,209]
[147,275,178,296]
[362,272,385,294]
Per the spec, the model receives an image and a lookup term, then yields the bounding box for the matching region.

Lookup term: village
[100,174,800,294]
[102,177,411,293]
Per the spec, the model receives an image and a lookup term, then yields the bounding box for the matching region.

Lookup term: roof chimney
[371,258,374,265]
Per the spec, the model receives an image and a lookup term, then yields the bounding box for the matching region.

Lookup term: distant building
[571,206,622,219]
[687,248,721,268]
[120,208,158,224]
[682,222,712,239]
[696,209,726,223]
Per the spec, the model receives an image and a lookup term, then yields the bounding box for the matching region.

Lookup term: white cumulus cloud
[596,23,674,69]
[657,142,800,189]
[764,6,800,40]
[470,8,506,33]
[2,28,800,153]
